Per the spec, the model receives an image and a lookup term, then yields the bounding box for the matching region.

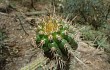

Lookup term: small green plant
[36,15,78,69]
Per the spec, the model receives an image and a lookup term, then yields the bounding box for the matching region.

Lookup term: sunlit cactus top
[43,18,59,35]
[36,16,78,63]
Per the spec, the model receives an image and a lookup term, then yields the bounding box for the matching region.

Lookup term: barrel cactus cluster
[36,16,78,69]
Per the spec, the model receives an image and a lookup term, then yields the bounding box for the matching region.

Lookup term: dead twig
[31,0,36,10]
[70,15,78,24]
[25,11,48,16]
[92,37,107,56]
[0,12,8,16]
[16,14,29,36]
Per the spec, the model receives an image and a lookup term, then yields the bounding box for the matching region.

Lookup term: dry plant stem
[92,36,107,55]
[70,50,89,69]
[4,0,9,13]
[92,39,106,56]
[70,15,78,24]
[0,12,8,16]
[74,56,88,67]
[16,14,29,36]
[93,36,99,44]
[25,11,48,16]
[53,5,56,15]
[20,57,48,70]
[65,14,70,21]
[84,37,107,63]
[31,0,36,10]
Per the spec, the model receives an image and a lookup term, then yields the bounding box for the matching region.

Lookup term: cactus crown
[38,16,66,35]
[43,17,59,35]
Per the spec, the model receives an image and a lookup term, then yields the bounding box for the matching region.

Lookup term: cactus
[36,15,78,69]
